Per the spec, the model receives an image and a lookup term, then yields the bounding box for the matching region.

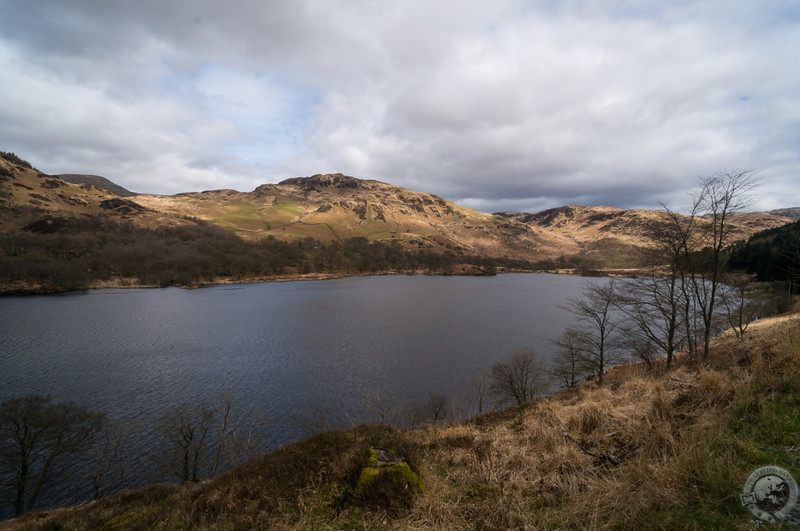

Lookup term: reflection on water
[0,273,593,514]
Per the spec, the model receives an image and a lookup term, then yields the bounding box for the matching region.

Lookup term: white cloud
[1,0,798,212]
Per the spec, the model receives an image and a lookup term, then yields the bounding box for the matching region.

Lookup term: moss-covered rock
[352,447,424,514]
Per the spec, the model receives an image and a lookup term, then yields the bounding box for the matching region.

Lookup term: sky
[1,1,798,214]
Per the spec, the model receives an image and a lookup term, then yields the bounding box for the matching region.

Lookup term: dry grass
[6,313,800,530]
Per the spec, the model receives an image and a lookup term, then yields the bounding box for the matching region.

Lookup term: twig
[559,423,620,467]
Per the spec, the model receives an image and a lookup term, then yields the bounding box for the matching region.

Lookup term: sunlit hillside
[2,152,794,287]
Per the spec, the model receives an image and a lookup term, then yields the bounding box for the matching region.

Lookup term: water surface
[0,273,594,513]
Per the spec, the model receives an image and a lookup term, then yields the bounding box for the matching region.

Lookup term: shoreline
[0,266,651,296]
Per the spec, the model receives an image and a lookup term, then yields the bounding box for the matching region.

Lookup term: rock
[352,447,424,513]
[98,198,149,214]
[280,173,363,191]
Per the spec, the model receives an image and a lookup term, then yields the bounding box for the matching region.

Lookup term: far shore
[0,266,655,296]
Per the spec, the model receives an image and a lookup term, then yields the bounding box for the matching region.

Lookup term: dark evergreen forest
[730,219,800,292]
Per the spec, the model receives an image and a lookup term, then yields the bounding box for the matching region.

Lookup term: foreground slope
[8,312,799,529]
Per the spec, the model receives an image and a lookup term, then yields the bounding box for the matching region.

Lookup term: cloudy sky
[1,1,798,213]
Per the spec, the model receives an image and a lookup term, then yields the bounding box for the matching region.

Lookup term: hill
[56,174,137,197]
[130,173,574,263]
[0,152,198,232]
[0,150,796,292]
[131,179,795,267]
[497,205,794,268]
[6,312,799,529]
[0,152,290,293]
[769,207,800,220]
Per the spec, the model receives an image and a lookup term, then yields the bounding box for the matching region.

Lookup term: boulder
[352,447,424,513]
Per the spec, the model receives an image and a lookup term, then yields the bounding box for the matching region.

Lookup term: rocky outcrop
[280,173,363,191]
[99,198,150,214]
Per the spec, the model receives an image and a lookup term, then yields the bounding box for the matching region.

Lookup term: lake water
[0,273,596,515]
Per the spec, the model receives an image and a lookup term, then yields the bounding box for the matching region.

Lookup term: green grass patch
[639,364,800,529]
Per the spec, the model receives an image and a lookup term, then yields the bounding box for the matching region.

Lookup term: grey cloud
[1,0,798,212]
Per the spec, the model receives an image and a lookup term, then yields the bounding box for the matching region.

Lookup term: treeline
[0,210,532,293]
[730,219,800,292]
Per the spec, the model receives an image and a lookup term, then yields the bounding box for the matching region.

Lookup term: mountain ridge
[1,151,796,269]
[129,172,578,262]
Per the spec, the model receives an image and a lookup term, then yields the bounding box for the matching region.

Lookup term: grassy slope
[7,313,799,530]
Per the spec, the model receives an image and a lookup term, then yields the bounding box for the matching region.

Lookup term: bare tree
[294,404,336,438]
[551,328,590,388]
[157,401,216,483]
[362,387,399,425]
[697,170,759,359]
[664,170,759,362]
[470,369,491,415]
[616,323,660,371]
[427,393,448,423]
[614,273,686,367]
[0,395,104,517]
[658,206,703,360]
[210,393,234,480]
[489,348,549,406]
[228,408,269,467]
[399,394,449,428]
[87,417,140,499]
[561,279,622,385]
[720,274,758,340]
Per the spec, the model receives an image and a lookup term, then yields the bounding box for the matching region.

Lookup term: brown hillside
[0,154,202,232]
[131,173,577,262]
[497,204,792,259]
[769,207,800,219]
[1,151,794,267]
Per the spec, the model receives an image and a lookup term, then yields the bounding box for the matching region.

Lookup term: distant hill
[1,150,796,282]
[130,172,577,263]
[495,205,792,268]
[0,152,195,233]
[56,174,137,197]
[768,207,800,220]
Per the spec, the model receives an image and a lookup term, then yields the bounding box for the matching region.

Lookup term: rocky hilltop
[57,173,138,197]
[130,171,575,263]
